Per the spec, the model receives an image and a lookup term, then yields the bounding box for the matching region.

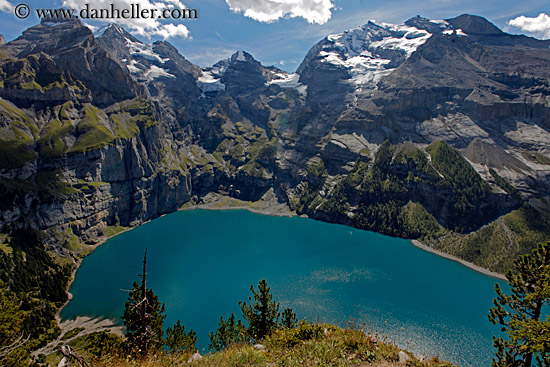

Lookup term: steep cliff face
[287,15,550,212]
[0,14,549,272]
[0,20,192,252]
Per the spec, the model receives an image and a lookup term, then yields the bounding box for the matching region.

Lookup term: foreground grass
[56,324,456,367]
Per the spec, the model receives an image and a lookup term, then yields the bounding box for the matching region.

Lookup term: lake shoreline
[183,192,507,281]
[56,193,506,348]
[53,226,135,345]
[410,240,507,281]
[58,208,503,366]
[178,191,297,217]
[54,192,293,334]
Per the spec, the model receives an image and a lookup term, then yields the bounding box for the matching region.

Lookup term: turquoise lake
[61,209,508,366]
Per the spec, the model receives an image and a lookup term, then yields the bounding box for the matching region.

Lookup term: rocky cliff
[0,14,549,272]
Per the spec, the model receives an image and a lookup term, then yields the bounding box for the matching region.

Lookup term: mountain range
[1,14,549,277]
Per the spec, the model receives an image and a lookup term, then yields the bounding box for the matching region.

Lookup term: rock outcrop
[0,14,549,271]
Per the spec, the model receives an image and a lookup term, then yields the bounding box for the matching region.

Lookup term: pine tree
[488,242,550,367]
[209,312,246,351]
[121,250,166,357]
[281,307,297,329]
[165,320,197,354]
[239,279,280,340]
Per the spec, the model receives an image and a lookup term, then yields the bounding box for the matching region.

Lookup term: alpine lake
[60,209,509,366]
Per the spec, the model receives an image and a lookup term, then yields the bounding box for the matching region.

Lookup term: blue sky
[0,0,549,71]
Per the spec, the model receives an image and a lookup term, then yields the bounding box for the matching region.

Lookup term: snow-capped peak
[316,17,466,89]
[319,21,432,88]
[95,23,176,82]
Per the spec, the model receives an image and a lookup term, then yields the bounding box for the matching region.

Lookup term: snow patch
[236,50,246,61]
[197,71,226,92]
[320,21,432,88]
[94,23,114,37]
[318,19,462,89]
[144,65,176,80]
[126,39,169,64]
[125,59,141,74]
[329,139,347,149]
[442,29,468,36]
[41,22,65,27]
[267,73,307,95]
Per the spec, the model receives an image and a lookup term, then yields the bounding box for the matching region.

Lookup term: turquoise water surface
[61,209,507,366]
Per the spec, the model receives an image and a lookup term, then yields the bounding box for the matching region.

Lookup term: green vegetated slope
[0,51,158,169]
[293,139,549,273]
[0,97,157,167]
[0,228,71,356]
[0,99,38,169]
[0,96,159,204]
[430,202,550,273]
[46,324,455,367]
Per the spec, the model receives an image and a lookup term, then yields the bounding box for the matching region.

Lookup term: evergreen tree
[208,312,246,351]
[281,308,297,329]
[488,242,550,367]
[121,250,166,357]
[165,320,197,354]
[239,279,280,340]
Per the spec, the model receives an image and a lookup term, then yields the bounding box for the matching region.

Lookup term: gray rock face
[1,18,143,106]
[95,24,202,121]
[1,14,550,254]
[221,51,268,94]
[445,14,503,35]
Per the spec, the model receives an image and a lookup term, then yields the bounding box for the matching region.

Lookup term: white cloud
[0,0,14,12]
[225,0,334,24]
[182,45,236,67]
[62,0,190,39]
[509,13,550,39]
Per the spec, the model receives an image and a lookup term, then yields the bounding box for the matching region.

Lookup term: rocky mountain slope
[1,14,549,278]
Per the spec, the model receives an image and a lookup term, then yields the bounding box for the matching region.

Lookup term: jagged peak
[445,14,503,35]
[95,23,142,44]
[404,15,453,34]
[206,50,259,74]
[230,50,257,63]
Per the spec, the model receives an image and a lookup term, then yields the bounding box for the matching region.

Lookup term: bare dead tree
[0,333,30,359]
[57,345,90,367]
[122,248,165,357]
[140,248,148,356]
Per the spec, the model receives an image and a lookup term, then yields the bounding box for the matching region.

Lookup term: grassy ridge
[45,324,456,367]
[431,203,550,273]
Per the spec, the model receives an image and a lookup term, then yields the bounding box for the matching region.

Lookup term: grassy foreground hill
[42,323,455,367]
